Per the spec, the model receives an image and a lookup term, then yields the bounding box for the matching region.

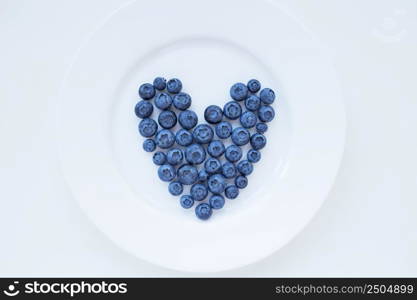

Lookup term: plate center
[109,37,290,217]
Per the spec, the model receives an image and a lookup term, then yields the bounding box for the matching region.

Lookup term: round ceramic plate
[57,0,345,272]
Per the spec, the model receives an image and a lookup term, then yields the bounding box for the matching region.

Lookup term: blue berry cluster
[135,78,276,220]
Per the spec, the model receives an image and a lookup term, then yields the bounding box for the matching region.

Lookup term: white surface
[57,0,345,272]
[0,0,416,276]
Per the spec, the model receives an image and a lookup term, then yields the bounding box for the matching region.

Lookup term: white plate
[57,0,345,272]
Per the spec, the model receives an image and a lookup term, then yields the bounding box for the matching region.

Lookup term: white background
[0,0,416,276]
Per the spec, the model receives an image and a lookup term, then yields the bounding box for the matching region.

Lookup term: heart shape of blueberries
[135,77,276,220]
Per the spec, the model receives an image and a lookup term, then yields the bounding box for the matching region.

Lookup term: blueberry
[225,144,242,162]
[260,88,275,104]
[258,105,275,122]
[175,129,193,146]
[230,82,248,101]
[158,110,177,129]
[168,181,183,196]
[158,164,176,182]
[231,127,250,146]
[223,101,242,120]
[155,93,172,110]
[209,194,225,210]
[153,77,166,90]
[204,105,223,124]
[235,175,248,189]
[180,195,194,209]
[215,121,232,139]
[143,139,156,152]
[225,185,239,199]
[135,100,153,118]
[240,111,257,129]
[195,203,212,220]
[207,140,225,158]
[166,78,182,94]
[198,169,209,182]
[192,124,214,144]
[166,148,184,165]
[207,174,226,194]
[155,129,175,149]
[138,83,155,100]
[247,149,261,163]
[256,122,268,134]
[204,157,222,174]
[247,79,261,93]
[173,92,192,110]
[152,151,166,165]
[244,95,261,111]
[250,133,267,150]
[138,118,158,137]
[178,110,198,130]
[222,162,237,178]
[190,183,208,201]
[185,144,206,165]
[177,164,198,185]
[237,160,253,176]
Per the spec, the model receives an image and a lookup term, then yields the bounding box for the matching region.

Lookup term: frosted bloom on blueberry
[247,149,261,163]
[158,164,176,182]
[250,133,267,150]
[169,181,183,196]
[173,92,192,110]
[195,203,212,220]
[138,118,158,137]
[180,195,194,209]
[190,183,208,201]
[204,105,223,124]
[158,110,177,129]
[204,157,222,174]
[256,122,268,134]
[235,175,248,189]
[177,164,198,185]
[185,144,206,165]
[166,148,184,165]
[153,77,166,90]
[138,83,155,100]
[247,79,261,93]
[178,110,198,130]
[207,174,226,194]
[155,93,172,110]
[167,78,182,94]
[222,162,237,178]
[230,82,248,101]
[143,139,156,152]
[237,160,253,176]
[258,105,275,122]
[225,185,239,199]
[152,151,166,165]
[135,100,153,118]
[155,129,175,149]
[231,127,250,146]
[245,95,261,111]
[175,129,193,146]
[240,111,257,129]
[223,101,242,120]
[260,88,275,104]
[207,140,225,158]
[225,144,242,162]
[192,124,214,144]
[209,195,225,210]
[215,121,232,139]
